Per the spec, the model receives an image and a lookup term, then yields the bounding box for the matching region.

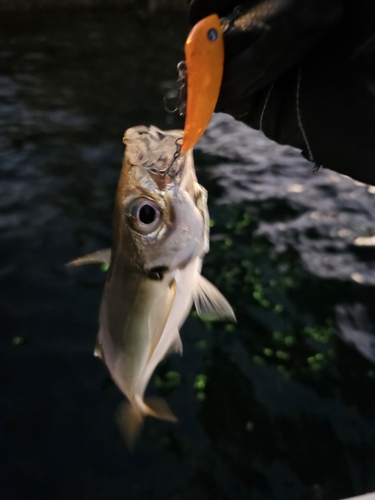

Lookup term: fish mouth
[123,125,186,181]
[144,149,186,192]
[148,145,185,180]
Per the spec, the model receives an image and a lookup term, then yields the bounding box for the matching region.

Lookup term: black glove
[188,0,375,185]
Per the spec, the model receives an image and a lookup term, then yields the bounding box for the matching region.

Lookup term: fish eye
[207,28,218,42]
[127,198,162,234]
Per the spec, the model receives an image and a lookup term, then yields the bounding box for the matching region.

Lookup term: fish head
[113,125,209,279]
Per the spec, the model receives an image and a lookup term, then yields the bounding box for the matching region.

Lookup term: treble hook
[160,137,183,177]
[177,61,187,117]
[162,61,188,116]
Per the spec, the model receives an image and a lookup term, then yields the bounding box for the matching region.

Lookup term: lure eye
[127,198,162,234]
[207,28,218,42]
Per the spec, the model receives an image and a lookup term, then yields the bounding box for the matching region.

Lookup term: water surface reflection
[1,9,375,500]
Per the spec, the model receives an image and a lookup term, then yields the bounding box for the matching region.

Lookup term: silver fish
[69,125,235,446]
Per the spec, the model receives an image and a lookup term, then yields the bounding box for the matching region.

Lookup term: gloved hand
[188,0,375,185]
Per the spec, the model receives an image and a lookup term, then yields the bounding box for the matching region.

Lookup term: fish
[181,13,224,153]
[68,125,235,448]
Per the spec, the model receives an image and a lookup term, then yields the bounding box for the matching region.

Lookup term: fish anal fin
[194,275,236,322]
[147,279,177,361]
[166,332,183,356]
[66,249,111,268]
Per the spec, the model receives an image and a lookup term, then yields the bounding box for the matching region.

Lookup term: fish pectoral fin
[147,279,177,361]
[66,249,111,267]
[194,275,236,323]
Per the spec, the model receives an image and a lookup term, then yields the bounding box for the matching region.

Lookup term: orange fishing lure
[181,14,224,153]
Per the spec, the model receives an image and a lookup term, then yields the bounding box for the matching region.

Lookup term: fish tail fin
[115,401,144,451]
[116,396,177,450]
[142,397,178,423]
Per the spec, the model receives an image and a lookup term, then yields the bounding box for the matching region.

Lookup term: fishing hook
[176,61,187,117]
[162,61,187,116]
[160,137,183,177]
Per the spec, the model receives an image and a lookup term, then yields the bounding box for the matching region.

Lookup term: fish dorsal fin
[66,249,111,267]
[194,275,236,322]
[148,279,177,361]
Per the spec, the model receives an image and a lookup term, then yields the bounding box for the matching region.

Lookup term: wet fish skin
[69,125,235,447]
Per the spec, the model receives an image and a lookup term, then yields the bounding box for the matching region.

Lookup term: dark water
[1,9,375,500]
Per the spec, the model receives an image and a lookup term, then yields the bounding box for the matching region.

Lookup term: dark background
[1,7,375,500]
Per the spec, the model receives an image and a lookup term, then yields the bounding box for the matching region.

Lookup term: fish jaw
[122,125,186,184]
